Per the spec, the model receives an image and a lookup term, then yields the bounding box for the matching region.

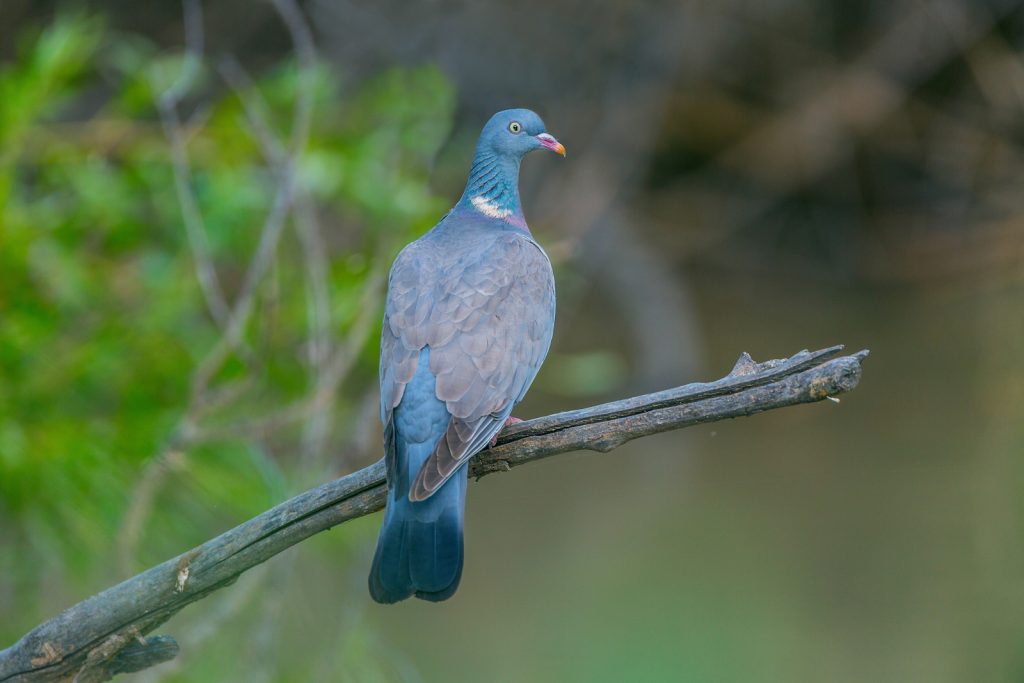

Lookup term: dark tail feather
[408,515,464,602]
[368,466,466,604]
[369,513,413,604]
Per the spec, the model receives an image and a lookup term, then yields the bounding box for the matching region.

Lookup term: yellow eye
[508,121,522,133]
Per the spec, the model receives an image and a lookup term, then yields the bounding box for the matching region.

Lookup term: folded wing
[379,231,555,501]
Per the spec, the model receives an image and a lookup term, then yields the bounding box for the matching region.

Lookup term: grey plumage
[369,108,562,603]
[380,215,556,501]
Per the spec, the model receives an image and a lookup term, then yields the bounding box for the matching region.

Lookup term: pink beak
[535,133,566,157]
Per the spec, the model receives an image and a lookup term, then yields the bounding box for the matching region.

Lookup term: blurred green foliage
[0,12,454,675]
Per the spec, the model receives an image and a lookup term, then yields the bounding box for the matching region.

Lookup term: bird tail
[369,463,468,604]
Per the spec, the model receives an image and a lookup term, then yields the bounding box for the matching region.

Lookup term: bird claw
[489,416,524,448]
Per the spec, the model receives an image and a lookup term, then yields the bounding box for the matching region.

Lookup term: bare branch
[0,346,867,682]
[118,0,321,574]
[187,0,318,401]
[156,0,231,328]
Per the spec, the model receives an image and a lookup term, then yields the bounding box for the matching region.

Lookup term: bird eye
[508,121,522,133]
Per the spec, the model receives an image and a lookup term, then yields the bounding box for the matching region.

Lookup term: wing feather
[379,229,555,501]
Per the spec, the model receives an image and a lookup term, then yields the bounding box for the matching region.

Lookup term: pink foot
[489,416,524,448]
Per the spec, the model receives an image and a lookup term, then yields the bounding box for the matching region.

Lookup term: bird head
[476,108,566,160]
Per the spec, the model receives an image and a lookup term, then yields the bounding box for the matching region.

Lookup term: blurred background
[2,0,1023,680]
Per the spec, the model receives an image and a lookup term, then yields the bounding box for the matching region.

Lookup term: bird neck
[456,150,526,226]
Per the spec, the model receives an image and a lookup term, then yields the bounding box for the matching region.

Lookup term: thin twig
[216,52,347,472]
[118,0,320,575]
[156,0,230,328]
[187,0,317,403]
[0,346,867,683]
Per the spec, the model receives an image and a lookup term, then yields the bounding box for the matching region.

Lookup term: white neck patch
[471,195,513,219]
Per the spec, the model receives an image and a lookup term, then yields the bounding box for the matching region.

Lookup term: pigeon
[369,109,565,603]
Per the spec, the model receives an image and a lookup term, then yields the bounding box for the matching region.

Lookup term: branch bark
[0,345,868,682]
